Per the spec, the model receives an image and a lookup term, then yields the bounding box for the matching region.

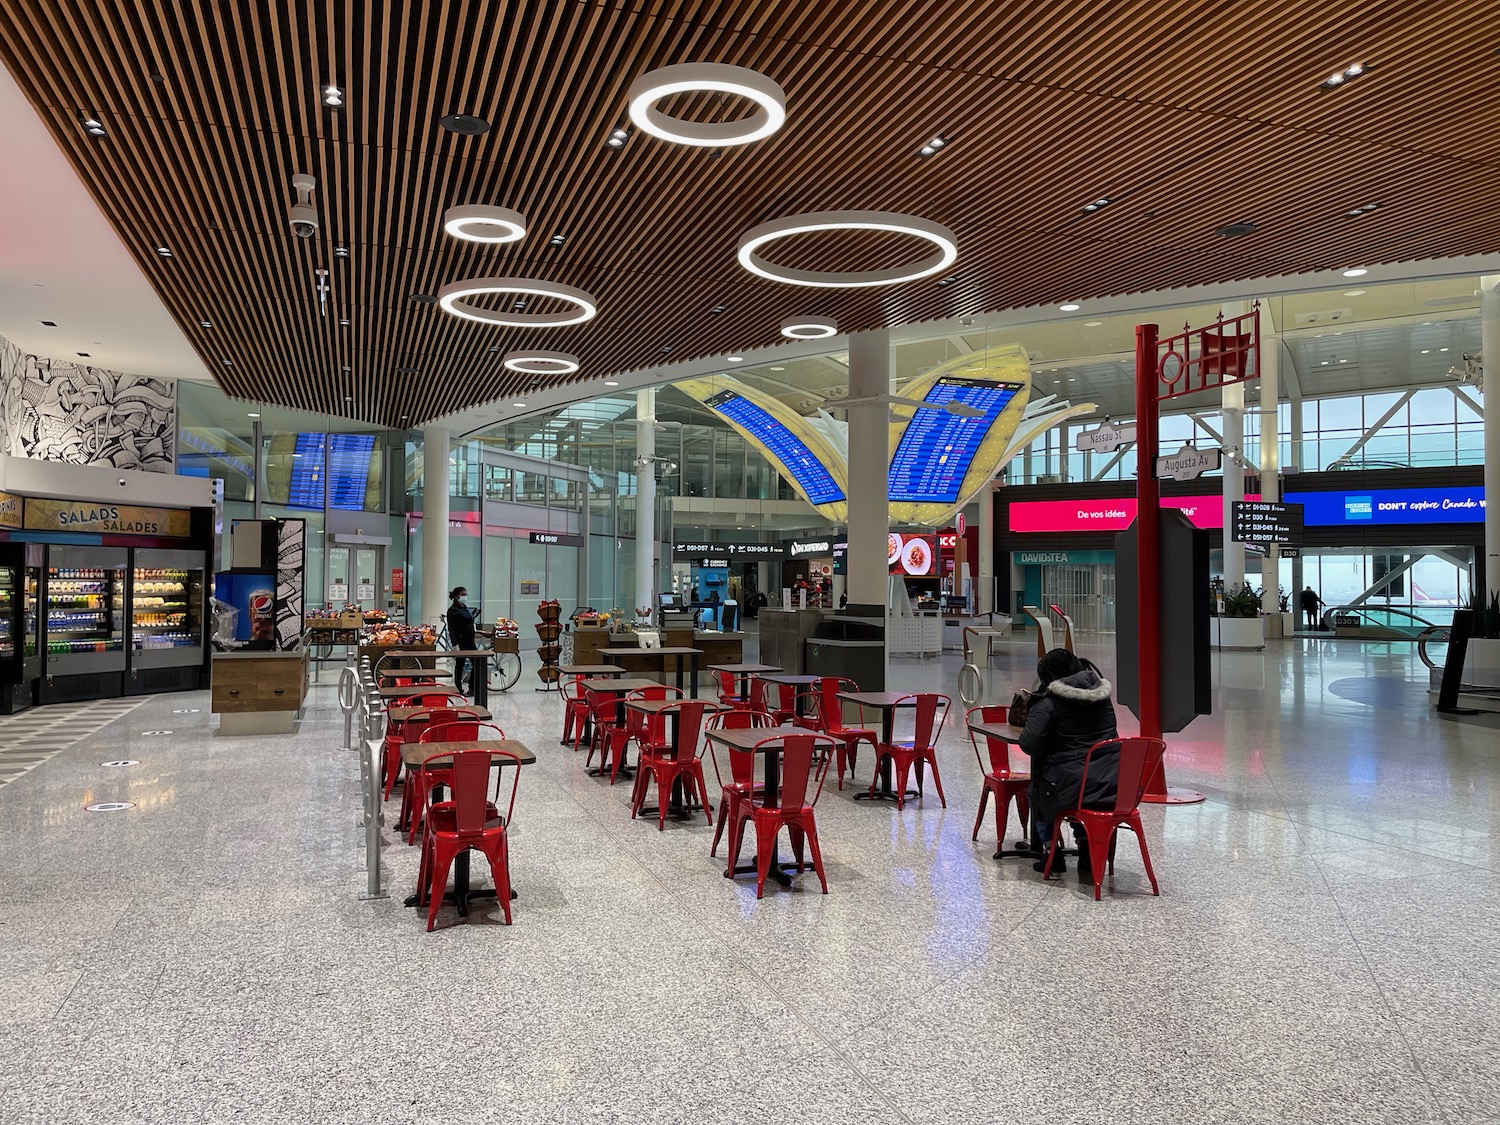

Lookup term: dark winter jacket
[1018,668,1120,820]
[446,602,478,649]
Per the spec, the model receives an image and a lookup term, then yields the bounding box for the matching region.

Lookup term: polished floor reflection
[0,636,1494,1124]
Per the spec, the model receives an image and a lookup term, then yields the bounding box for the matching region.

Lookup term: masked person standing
[1018,648,1120,880]
[446,587,479,696]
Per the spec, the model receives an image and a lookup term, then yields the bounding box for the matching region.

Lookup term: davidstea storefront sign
[1014,550,1114,566]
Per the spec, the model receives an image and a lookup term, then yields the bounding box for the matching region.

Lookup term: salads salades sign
[23,498,191,537]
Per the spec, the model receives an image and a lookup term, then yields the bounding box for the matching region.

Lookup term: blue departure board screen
[888,377,1022,504]
[327,433,376,510]
[706,390,845,505]
[285,432,327,508]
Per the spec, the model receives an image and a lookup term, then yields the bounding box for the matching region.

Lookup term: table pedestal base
[1142,786,1205,805]
[853,787,920,804]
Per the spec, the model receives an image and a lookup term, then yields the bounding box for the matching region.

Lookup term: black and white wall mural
[0,333,176,472]
[274,517,306,650]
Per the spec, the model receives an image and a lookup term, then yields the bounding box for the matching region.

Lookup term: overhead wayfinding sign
[1231,501,1304,546]
[530,531,584,547]
[1154,445,1221,481]
[1075,421,1137,453]
[672,541,780,558]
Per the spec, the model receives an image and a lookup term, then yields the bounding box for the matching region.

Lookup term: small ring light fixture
[739,210,958,288]
[437,278,598,327]
[443,204,528,244]
[627,63,786,147]
[502,351,580,375]
[780,316,839,339]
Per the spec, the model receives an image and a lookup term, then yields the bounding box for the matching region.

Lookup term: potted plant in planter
[1210,582,1266,650]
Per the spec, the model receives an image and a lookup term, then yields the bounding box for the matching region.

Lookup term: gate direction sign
[1075,421,1137,453]
[1154,445,1222,481]
[1231,500,1305,546]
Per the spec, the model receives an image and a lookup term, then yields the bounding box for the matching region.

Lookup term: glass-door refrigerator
[40,545,127,702]
[126,548,208,694]
[0,543,40,712]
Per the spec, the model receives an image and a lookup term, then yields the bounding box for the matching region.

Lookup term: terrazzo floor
[1,635,1497,1124]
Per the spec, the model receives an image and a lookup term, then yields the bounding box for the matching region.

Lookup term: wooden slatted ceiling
[1,0,1498,426]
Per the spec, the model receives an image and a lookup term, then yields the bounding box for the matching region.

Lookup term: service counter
[211,649,309,735]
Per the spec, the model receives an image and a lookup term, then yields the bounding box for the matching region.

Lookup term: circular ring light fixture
[443,204,528,244]
[627,63,786,147]
[739,210,958,288]
[502,350,579,375]
[437,278,598,327]
[780,316,838,339]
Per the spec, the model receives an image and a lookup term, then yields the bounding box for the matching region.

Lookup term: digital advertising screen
[705,390,845,506]
[887,532,937,576]
[888,377,1023,505]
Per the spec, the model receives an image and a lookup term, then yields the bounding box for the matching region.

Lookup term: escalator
[1322,604,1452,640]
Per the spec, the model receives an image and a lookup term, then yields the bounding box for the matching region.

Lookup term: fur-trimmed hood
[1046,668,1113,703]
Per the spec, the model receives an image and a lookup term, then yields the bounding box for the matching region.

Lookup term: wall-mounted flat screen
[706,390,845,505]
[888,377,1023,504]
[327,433,377,510]
[284,432,327,508]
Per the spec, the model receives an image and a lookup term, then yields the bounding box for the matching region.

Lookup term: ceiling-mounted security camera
[288,173,319,239]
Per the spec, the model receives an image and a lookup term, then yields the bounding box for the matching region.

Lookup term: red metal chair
[417,748,523,930]
[404,720,507,844]
[868,693,951,810]
[715,671,752,710]
[618,686,683,782]
[562,676,590,749]
[762,680,800,725]
[383,701,465,800]
[1042,737,1166,901]
[584,689,625,773]
[725,732,837,899]
[814,677,878,790]
[391,707,464,817]
[966,704,1030,850]
[630,700,714,830]
[707,709,774,856]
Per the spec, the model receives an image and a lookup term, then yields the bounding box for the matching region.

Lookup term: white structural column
[845,329,892,611]
[977,482,995,614]
[1259,303,1281,619]
[420,426,450,627]
[635,387,657,615]
[1483,275,1500,588]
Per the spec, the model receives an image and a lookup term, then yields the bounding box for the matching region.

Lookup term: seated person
[1017,648,1120,880]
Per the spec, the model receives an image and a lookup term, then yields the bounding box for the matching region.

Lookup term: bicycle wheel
[489,651,523,692]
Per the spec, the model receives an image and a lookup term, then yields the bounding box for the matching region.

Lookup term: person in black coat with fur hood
[1018,649,1120,879]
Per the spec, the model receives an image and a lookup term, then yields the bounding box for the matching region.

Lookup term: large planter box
[1211,616,1265,651]
[1462,638,1500,688]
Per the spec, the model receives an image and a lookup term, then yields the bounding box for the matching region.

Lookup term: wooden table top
[559,664,626,676]
[969,721,1025,742]
[599,646,704,656]
[400,738,536,768]
[624,698,726,715]
[387,704,492,723]
[706,662,781,674]
[758,673,823,685]
[377,669,449,680]
[837,691,921,709]
[578,677,661,694]
[705,724,837,751]
[432,649,499,658]
[377,685,469,699]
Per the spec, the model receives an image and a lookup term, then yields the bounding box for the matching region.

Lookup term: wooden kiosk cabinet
[211,650,308,734]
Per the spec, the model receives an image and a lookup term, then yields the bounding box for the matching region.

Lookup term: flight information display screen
[285,432,327,508]
[327,433,376,510]
[706,390,845,505]
[888,377,1023,504]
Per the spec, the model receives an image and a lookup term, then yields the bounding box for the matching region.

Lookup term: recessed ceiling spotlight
[1346,202,1382,217]
[1338,358,1348,364]
[341,365,350,371]
[780,316,838,339]
[604,380,620,386]
[488,345,501,353]
[339,318,350,326]
[334,244,349,258]
[410,293,437,304]
[79,112,105,137]
[155,245,173,257]
[710,304,728,313]
[1343,289,1366,296]
[221,358,232,366]
[1321,62,1371,91]
[727,355,744,362]
[1058,302,1081,312]
[247,412,260,418]
[769,366,785,371]
[1440,347,1450,352]
[438,112,491,135]
[200,320,212,328]
[443,204,528,243]
[936,274,960,286]
[503,351,579,375]
[1084,320,1103,327]
[1080,197,1111,214]
[323,84,343,107]
[395,367,418,374]
[628,63,786,147]
[1342,267,1368,277]
[548,233,567,246]
[917,134,948,158]
[1215,220,1258,237]
[606,125,631,150]
[661,345,673,353]
[513,402,527,408]
[1421,349,1431,354]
